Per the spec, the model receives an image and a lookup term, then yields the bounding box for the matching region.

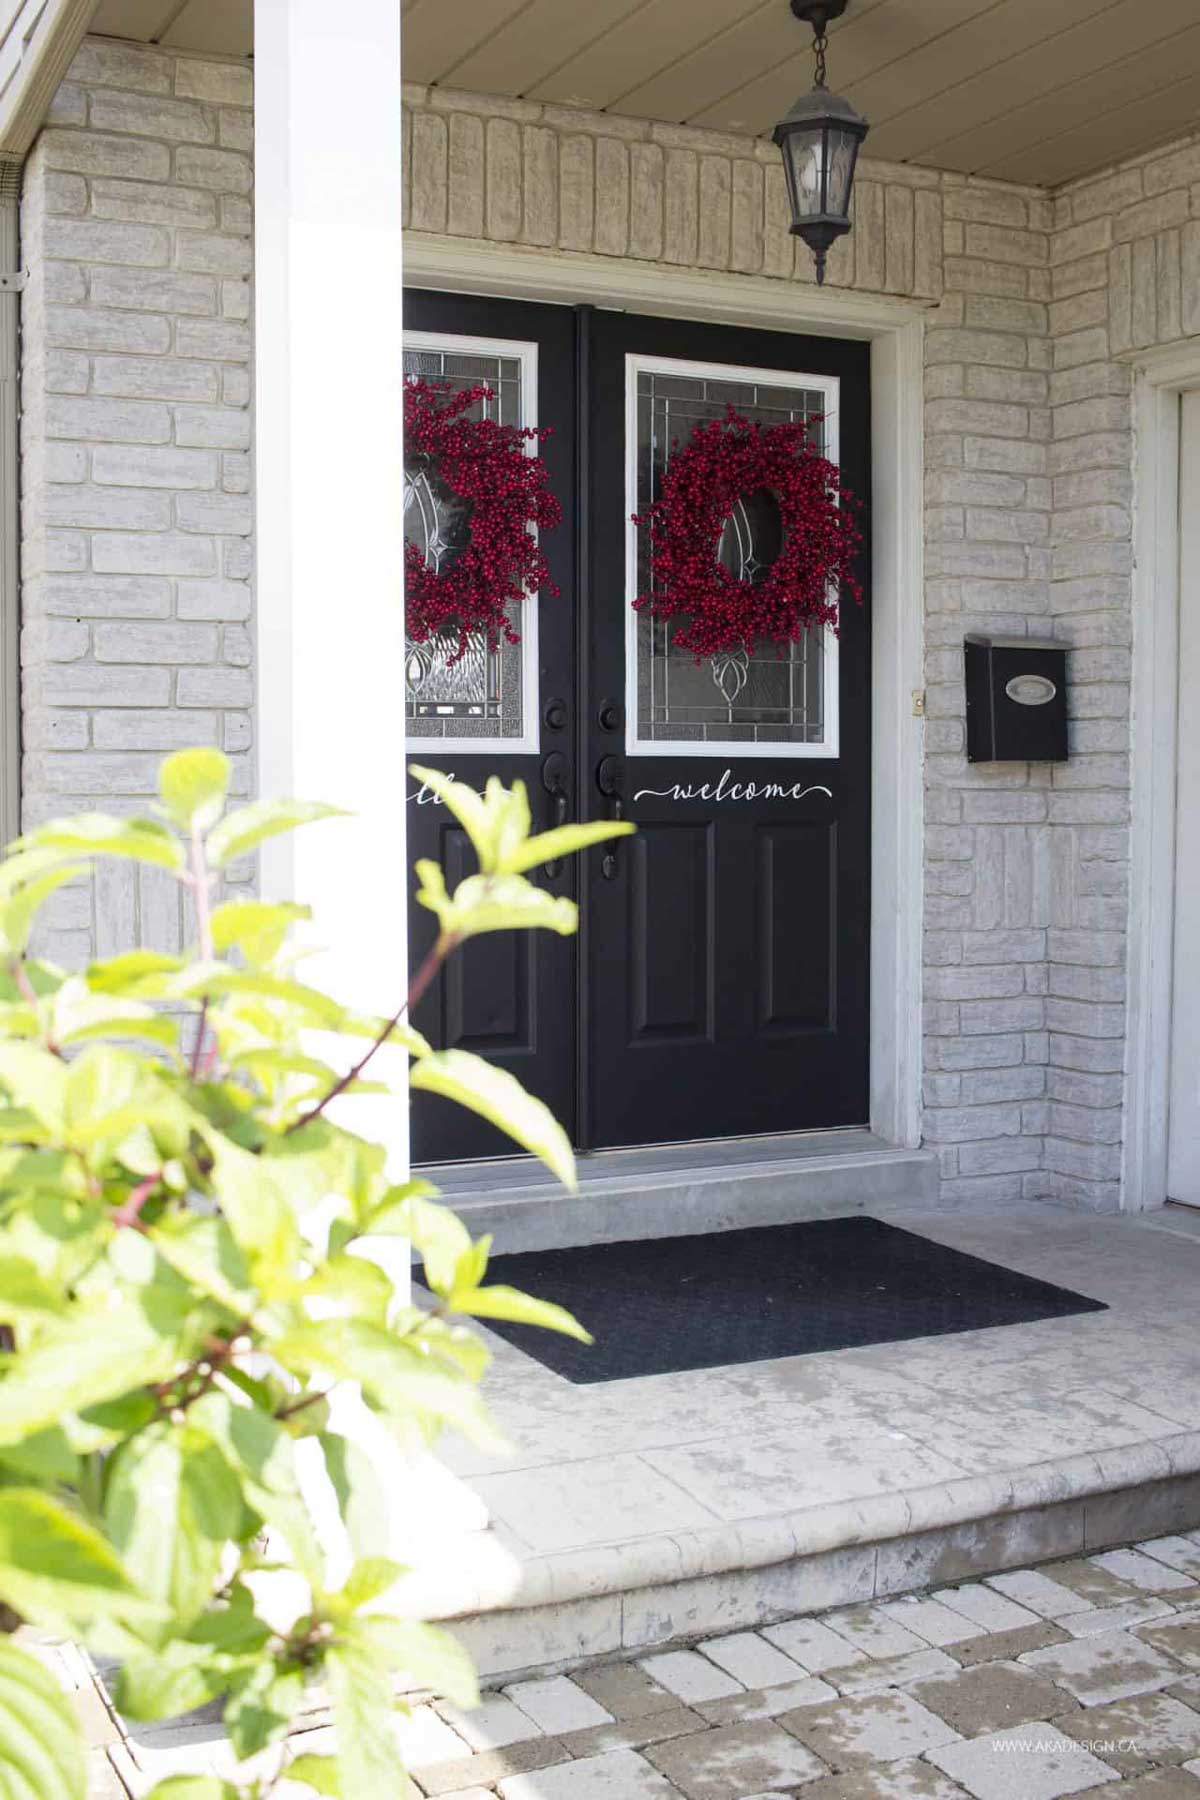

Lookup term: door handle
[596,755,624,880]
[541,751,569,877]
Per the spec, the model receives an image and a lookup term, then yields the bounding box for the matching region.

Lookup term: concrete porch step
[420,1128,939,1254]
[388,1206,1200,1684]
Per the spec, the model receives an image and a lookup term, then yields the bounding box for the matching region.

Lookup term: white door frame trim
[1124,340,1200,1209]
[405,236,926,1149]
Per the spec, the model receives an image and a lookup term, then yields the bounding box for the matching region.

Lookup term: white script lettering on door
[632,768,834,804]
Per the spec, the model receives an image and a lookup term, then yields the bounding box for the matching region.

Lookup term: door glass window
[404,333,539,752]
[627,356,841,758]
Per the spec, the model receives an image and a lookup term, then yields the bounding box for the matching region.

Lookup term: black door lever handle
[596,756,624,879]
[541,751,569,877]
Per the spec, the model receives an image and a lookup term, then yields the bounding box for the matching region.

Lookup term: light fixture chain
[813,24,828,86]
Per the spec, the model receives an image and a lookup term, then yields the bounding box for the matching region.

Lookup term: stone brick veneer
[19,46,1200,1207]
[19,37,254,962]
[1036,134,1200,1210]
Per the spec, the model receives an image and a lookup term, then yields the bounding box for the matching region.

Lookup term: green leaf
[0,1254,67,1323]
[0,1488,156,1632]
[193,970,349,1030]
[208,1137,299,1286]
[115,1647,227,1725]
[286,1753,342,1797]
[54,995,180,1053]
[359,1179,441,1238]
[63,1045,191,1159]
[144,1780,239,1800]
[148,1213,254,1317]
[105,1426,243,1627]
[0,1426,78,1486]
[335,1557,405,1613]
[0,1293,184,1447]
[318,1433,391,1563]
[503,815,636,875]
[357,1616,479,1710]
[407,765,497,868]
[326,1636,410,1800]
[158,748,231,833]
[86,950,186,996]
[224,1659,304,1761]
[272,1320,503,1452]
[210,899,311,965]
[415,867,578,942]
[409,1050,576,1190]
[188,1391,324,1584]
[207,799,345,870]
[375,1194,468,1292]
[408,765,635,877]
[0,1043,67,1135]
[0,865,87,960]
[0,1637,87,1800]
[19,813,185,872]
[450,1282,592,1344]
[304,1253,393,1326]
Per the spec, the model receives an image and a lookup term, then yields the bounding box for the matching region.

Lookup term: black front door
[406,292,870,1162]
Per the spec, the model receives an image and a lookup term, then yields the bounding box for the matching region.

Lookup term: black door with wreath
[404,290,870,1162]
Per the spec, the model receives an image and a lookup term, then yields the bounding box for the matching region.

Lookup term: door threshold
[421,1125,878,1196]
[417,1128,937,1254]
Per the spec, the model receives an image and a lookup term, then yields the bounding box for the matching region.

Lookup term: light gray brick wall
[1036,129,1200,1210]
[920,180,1057,1210]
[19,36,254,965]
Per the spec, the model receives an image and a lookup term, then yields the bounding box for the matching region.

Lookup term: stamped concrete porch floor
[405,1204,1200,1680]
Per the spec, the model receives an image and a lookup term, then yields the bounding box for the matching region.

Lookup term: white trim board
[406,238,926,1150]
[1125,339,1200,1210]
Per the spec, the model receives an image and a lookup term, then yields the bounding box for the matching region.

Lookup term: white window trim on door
[1125,340,1200,1210]
[403,329,542,756]
[404,238,926,1151]
[624,351,841,760]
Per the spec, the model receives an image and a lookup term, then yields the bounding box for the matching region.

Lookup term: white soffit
[89,0,251,58]
[402,0,1200,189]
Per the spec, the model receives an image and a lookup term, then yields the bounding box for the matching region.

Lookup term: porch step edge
[404,1429,1200,1681]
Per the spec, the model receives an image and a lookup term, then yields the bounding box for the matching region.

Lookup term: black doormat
[480,1215,1106,1384]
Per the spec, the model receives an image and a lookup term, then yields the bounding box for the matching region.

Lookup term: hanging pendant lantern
[773,0,869,286]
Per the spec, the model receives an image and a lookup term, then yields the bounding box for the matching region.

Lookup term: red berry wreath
[631,407,862,659]
[404,377,561,662]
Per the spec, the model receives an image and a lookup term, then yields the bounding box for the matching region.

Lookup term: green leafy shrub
[0,749,631,1799]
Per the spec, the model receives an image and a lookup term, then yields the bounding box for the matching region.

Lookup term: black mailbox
[964,634,1068,764]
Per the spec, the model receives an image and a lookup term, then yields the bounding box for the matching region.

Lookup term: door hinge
[912,689,926,718]
[0,271,27,293]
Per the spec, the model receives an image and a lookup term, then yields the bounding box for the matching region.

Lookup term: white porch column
[253,0,407,1032]
[252,0,495,1566]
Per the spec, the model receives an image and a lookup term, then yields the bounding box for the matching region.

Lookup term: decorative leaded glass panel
[630,362,839,754]
[403,340,533,747]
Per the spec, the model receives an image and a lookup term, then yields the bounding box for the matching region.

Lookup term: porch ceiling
[401,0,1200,190]
[89,0,251,59]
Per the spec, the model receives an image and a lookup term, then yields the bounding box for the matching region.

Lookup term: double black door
[405,290,870,1163]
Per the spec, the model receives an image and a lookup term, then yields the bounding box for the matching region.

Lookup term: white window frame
[624,351,842,761]
[403,329,541,757]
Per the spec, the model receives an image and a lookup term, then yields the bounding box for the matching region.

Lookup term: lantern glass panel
[783,124,826,220]
[825,126,860,219]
